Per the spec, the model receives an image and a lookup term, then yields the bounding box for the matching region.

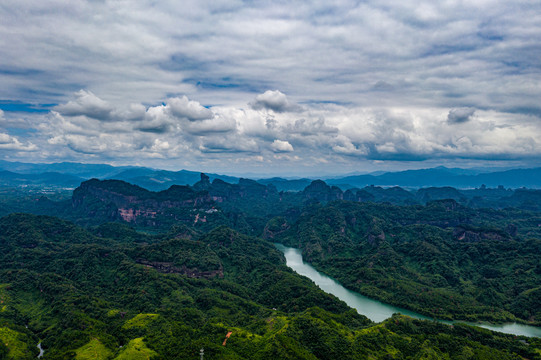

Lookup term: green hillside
[273,200,541,324]
[1,214,540,359]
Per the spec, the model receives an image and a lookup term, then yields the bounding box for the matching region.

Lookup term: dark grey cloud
[372,81,395,91]
[447,108,476,124]
[199,136,259,153]
[183,116,236,135]
[136,123,170,134]
[1,0,540,115]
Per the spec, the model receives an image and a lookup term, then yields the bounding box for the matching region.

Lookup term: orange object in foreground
[222,331,233,346]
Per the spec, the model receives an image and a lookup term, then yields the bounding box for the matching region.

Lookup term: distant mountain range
[1,160,541,190]
[265,166,541,191]
[0,160,238,190]
[325,166,541,190]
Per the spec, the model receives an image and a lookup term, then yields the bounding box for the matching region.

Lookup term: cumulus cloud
[250,90,301,113]
[51,91,225,136]
[168,96,213,121]
[0,132,37,151]
[3,87,541,175]
[136,105,172,133]
[332,136,368,156]
[54,90,114,120]
[113,103,147,121]
[448,108,476,124]
[270,139,294,153]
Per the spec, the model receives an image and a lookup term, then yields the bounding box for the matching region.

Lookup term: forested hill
[0,214,357,359]
[1,213,541,359]
[8,174,541,234]
[65,175,302,234]
[2,175,541,358]
[271,200,541,324]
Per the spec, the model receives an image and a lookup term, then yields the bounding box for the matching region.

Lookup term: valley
[1,168,541,359]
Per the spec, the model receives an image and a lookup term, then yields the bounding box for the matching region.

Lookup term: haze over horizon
[1,1,540,177]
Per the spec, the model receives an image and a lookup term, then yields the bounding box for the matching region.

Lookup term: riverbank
[275,243,541,338]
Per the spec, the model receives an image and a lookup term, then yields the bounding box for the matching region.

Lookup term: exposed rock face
[453,227,509,242]
[70,174,282,227]
[72,178,216,225]
[136,259,223,278]
[118,208,157,222]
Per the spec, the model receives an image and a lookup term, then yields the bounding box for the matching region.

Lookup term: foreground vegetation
[1,214,540,359]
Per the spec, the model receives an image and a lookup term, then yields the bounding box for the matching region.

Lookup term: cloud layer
[1,90,540,176]
[0,1,540,175]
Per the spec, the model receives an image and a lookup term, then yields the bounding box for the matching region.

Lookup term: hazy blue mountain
[257,177,312,191]
[108,167,158,179]
[327,167,541,189]
[0,160,141,178]
[2,160,541,190]
[326,167,467,188]
[0,170,84,188]
[113,169,239,191]
[0,161,238,191]
[466,168,541,188]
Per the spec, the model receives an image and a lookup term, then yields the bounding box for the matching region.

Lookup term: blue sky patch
[0,101,55,113]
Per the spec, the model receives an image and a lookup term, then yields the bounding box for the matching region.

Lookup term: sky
[1,0,540,177]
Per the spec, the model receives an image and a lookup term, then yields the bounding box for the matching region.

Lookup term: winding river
[275,244,541,338]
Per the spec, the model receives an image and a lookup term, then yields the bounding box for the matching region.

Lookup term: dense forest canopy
[1,175,541,359]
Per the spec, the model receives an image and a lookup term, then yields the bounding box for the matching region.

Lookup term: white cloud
[28,90,541,171]
[0,132,37,151]
[270,139,294,153]
[250,90,301,113]
[112,103,146,121]
[136,105,172,133]
[168,96,213,121]
[332,136,368,156]
[150,139,170,151]
[54,90,114,120]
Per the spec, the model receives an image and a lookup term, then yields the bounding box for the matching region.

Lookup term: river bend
[275,243,541,338]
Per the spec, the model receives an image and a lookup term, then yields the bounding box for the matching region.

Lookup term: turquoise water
[275,243,541,338]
